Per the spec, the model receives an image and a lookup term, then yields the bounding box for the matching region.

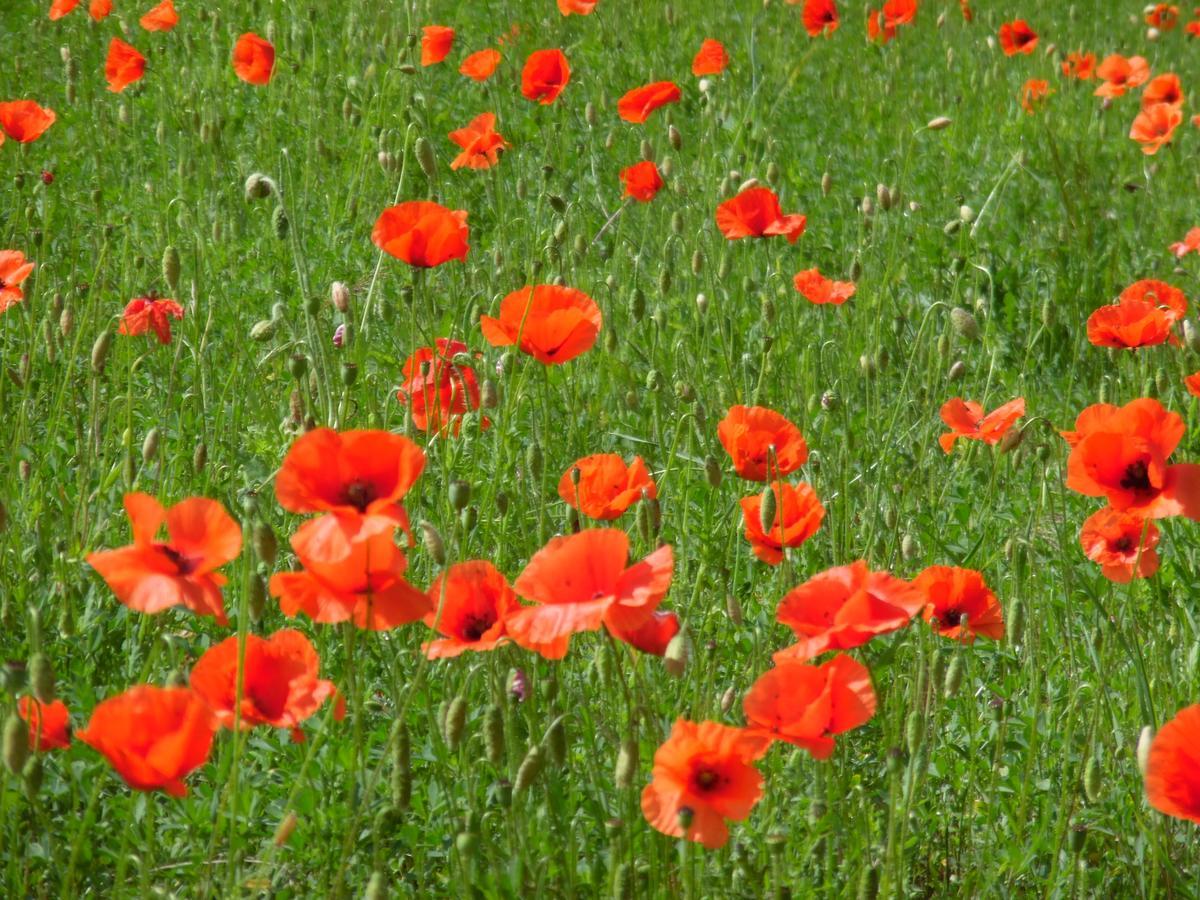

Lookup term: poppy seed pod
[90,330,113,375]
[3,714,27,776]
[514,745,543,794]
[162,246,181,291]
[417,521,446,566]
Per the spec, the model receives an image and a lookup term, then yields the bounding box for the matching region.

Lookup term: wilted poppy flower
[774,561,925,663]
[1020,79,1053,114]
[460,49,501,82]
[716,187,806,243]
[718,405,808,482]
[744,654,875,758]
[89,0,111,19]
[270,524,431,630]
[421,26,455,66]
[140,0,178,31]
[557,453,657,520]
[1080,507,1160,583]
[641,719,770,849]
[998,20,1037,56]
[617,81,682,124]
[608,609,680,656]
[1170,227,1200,257]
[505,529,674,659]
[1062,52,1096,79]
[1059,402,1120,447]
[120,295,184,344]
[692,39,729,76]
[372,201,469,268]
[86,492,242,625]
[1095,55,1150,98]
[397,338,486,436]
[802,0,839,37]
[76,686,214,797]
[190,629,340,740]
[557,0,598,14]
[232,33,275,85]
[49,0,80,19]
[1186,372,1200,397]
[1147,3,1180,28]
[0,250,35,314]
[740,481,825,565]
[1142,74,1184,112]
[1145,704,1200,823]
[1131,103,1183,155]
[913,566,1003,642]
[0,100,56,143]
[480,284,602,365]
[521,49,570,104]
[938,397,1025,453]
[423,561,521,659]
[621,161,664,202]
[449,113,509,170]
[17,697,70,751]
[793,268,856,305]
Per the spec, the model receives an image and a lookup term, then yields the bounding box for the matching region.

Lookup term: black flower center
[1120,461,1151,493]
[343,480,376,512]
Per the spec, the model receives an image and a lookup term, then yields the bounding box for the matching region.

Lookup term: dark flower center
[693,768,720,792]
[343,480,376,512]
[460,612,495,642]
[157,543,199,576]
[1120,461,1151,493]
[941,608,965,628]
[1113,536,1135,554]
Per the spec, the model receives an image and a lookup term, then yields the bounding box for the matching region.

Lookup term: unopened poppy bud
[765,161,781,185]
[927,116,952,130]
[88,329,113,375]
[480,379,499,409]
[1137,725,1154,776]
[495,490,509,516]
[857,865,881,900]
[29,652,55,704]
[1083,756,1101,802]
[702,455,723,489]
[272,205,290,240]
[615,737,638,789]
[664,632,689,678]
[958,205,976,223]
[3,714,27,776]
[22,755,43,801]
[998,427,1024,455]
[905,710,925,755]
[819,172,833,198]
[330,281,350,313]
[514,745,543,794]
[943,219,962,236]
[718,685,736,715]
[1068,824,1087,854]
[950,307,979,340]
[947,360,967,382]
[340,361,358,386]
[1008,597,1026,645]
[59,305,74,338]
[192,442,207,474]
[758,484,778,535]
[162,245,181,291]
[696,293,709,316]
[544,716,567,766]
[484,704,505,764]
[860,196,875,217]
[877,183,892,211]
[273,811,299,847]
[417,521,446,566]
[443,696,467,750]
[244,173,274,200]
[248,572,267,622]
[363,871,387,900]
[821,390,839,411]
[860,354,877,379]
[252,520,278,566]
[414,137,437,178]
[676,806,694,830]
[449,480,471,512]
[526,443,544,479]
[1183,319,1200,353]
[941,653,965,698]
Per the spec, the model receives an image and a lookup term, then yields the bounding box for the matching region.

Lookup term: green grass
[3,0,1200,895]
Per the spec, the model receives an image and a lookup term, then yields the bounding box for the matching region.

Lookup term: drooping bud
[950,307,979,340]
[90,330,113,375]
[142,427,160,464]
[1137,725,1154,776]
[415,137,437,178]
[3,714,28,776]
[244,172,274,200]
[272,205,290,239]
[927,116,952,130]
[484,704,505,764]
[514,745,543,794]
[29,652,55,704]
[943,654,964,698]
[664,632,689,678]
[417,521,447,566]
[162,246,181,291]
[443,696,467,750]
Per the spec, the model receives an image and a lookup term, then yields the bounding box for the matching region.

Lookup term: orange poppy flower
[1145,704,1200,823]
[793,268,856,305]
[0,250,35,314]
[1066,397,1200,519]
[641,719,770,849]
[521,49,570,105]
[717,405,808,482]
[959,0,972,21]
[18,697,70,751]
[89,0,111,18]
[270,523,431,630]
[1147,3,1180,28]
[460,49,501,82]
[1079,507,1160,583]
[557,0,598,14]
[557,453,657,520]
[774,561,925,663]
[1062,52,1096,80]
[423,561,521,659]
[397,338,486,436]
[691,39,729,76]
[0,100,56,143]
[1170,227,1200,257]
[715,187,807,243]
[1131,102,1183,155]
[1186,372,1200,397]
[86,492,242,625]
[739,481,825,565]
[232,33,275,85]
[1124,279,1187,321]
[621,160,664,202]
[372,201,469,268]
[913,566,1004,643]
[448,112,509,170]
[120,295,184,344]
[1142,74,1184,112]
[1095,55,1150,98]
[607,609,680,657]
[998,20,1037,56]
[1020,79,1053,114]
[420,26,455,66]
[77,686,214,797]
[505,529,674,660]
[1188,21,1200,38]
[867,0,917,42]
[140,0,178,32]
[480,284,602,365]
[49,0,80,19]
[1087,281,1186,348]
[190,629,340,740]
[802,0,839,37]
[743,654,875,758]
[938,397,1025,453]
[1059,402,1119,447]
[617,81,682,124]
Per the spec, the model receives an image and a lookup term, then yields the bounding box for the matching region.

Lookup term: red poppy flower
[86,492,242,625]
[0,250,35,314]
[505,529,674,659]
[1170,227,1200,258]
[744,654,875,758]
[607,609,680,657]
[557,0,598,14]
[640,719,770,849]
[740,481,825,565]
[1188,21,1200,38]
[1062,52,1096,80]
[448,113,509,170]
[774,561,925,663]
[867,0,917,42]
[617,81,682,124]
[1124,280,1187,321]
[959,0,972,21]
[421,26,455,66]
[49,0,80,19]
[938,397,1025,453]
[1020,79,1053,114]
[715,187,807,243]
[269,524,431,630]
[1142,74,1184,112]
[1079,507,1159,583]
[521,49,570,105]
[17,697,70,751]
[1186,372,1200,397]
[621,161,664,202]
[140,0,178,31]
[460,49,501,82]
[998,20,1037,56]
[1145,704,1200,823]
[89,0,111,18]
[423,561,521,659]
[1131,103,1183,155]
[1059,402,1119,447]
[1087,281,1186,349]
[76,686,215,797]
[120,295,184,344]
[913,566,1004,643]
[1147,3,1180,28]
[480,284,602,365]
[1095,55,1150,98]
[717,405,808,482]
[372,201,469,268]
[557,454,657,520]
[232,33,275,85]
[802,0,839,37]
[0,101,57,143]
[190,629,341,740]
[397,338,486,436]
[793,268,856,305]
[691,39,729,76]
[867,10,896,42]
